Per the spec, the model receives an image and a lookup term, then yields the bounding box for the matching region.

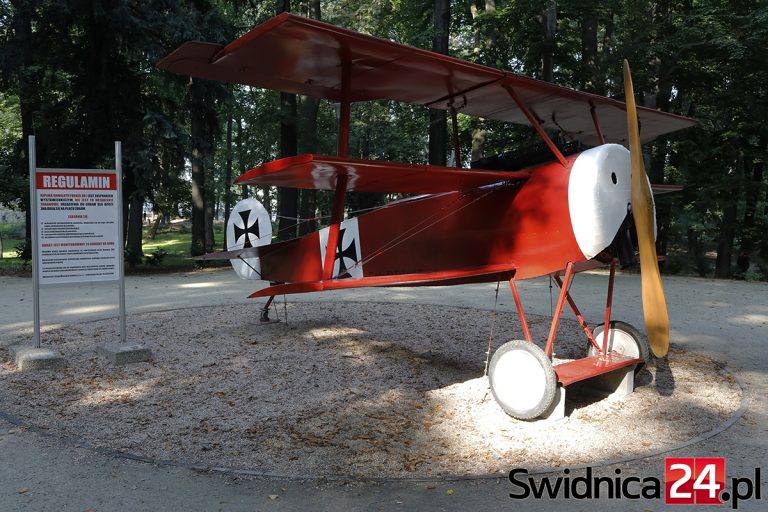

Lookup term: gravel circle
[0,301,742,479]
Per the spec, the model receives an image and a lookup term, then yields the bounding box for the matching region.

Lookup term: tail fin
[226,198,272,280]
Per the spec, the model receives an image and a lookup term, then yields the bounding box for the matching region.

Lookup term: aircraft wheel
[588,320,650,372]
[488,340,556,420]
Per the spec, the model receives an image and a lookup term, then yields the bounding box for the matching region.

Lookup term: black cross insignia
[335,227,359,279]
[233,210,260,248]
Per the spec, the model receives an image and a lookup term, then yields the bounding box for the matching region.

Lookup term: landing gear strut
[488,260,646,420]
[260,295,277,323]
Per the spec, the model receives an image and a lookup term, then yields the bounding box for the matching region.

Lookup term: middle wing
[236,154,530,193]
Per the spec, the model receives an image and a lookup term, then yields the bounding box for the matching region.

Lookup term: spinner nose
[567,144,632,259]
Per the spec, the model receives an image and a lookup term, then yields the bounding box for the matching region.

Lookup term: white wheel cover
[594,329,640,358]
[226,198,271,280]
[491,349,547,412]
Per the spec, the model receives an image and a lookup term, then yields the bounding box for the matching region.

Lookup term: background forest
[1,0,766,279]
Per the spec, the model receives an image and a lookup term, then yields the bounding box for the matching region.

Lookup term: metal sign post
[115,141,127,343]
[22,136,146,369]
[28,136,41,348]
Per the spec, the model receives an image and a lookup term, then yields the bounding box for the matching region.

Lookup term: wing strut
[502,83,568,167]
[589,102,606,145]
[322,62,351,281]
[322,174,348,280]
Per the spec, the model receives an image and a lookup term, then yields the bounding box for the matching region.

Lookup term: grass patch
[125,222,228,273]
[1,237,23,259]
[143,233,192,257]
[0,222,231,276]
[0,237,27,274]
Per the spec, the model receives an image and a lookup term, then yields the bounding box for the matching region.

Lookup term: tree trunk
[715,151,743,278]
[541,1,557,83]
[223,114,233,249]
[468,1,493,165]
[126,189,144,265]
[277,92,299,241]
[298,96,320,235]
[644,91,672,258]
[149,212,162,240]
[580,8,598,92]
[276,0,299,241]
[204,156,215,252]
[11,1,36,241]
[204,109,216,252]
[236,116,248,200]
[189,78,206,257]
[738,140,765,272]
[297,0,321,235]
[429,0,450,166]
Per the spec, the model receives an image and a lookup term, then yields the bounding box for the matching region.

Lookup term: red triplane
[159,14,696,420]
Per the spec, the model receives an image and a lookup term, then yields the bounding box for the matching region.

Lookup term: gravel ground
[0,301,741,480]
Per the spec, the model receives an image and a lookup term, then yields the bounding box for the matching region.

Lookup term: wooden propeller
[623,60,670,358]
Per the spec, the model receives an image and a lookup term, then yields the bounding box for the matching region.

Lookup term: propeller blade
[624,60,670,358]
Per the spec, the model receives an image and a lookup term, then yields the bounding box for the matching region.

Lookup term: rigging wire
[346,186,504,273]
[484,281,501,377]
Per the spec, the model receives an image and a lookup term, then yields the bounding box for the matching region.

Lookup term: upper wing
[158,13,697,146]
[235,154,531,193]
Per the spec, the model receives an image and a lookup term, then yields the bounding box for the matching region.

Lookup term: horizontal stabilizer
[190,246,262,261]
[236,154,530,193]
[190,236,299,261]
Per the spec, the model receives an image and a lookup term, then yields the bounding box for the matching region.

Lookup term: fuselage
[256,144,633,286]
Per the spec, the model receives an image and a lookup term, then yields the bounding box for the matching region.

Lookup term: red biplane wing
[158,13,696,146]
[235,154,530,193]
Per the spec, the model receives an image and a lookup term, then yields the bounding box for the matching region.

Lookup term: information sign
[35,169,120,285]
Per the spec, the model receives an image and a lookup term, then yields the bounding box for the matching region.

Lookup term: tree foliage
[1,0,766,278]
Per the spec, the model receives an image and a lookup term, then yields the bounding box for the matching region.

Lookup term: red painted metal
[555,352,642,387]
[502,83,568,167]
[258,233,323,283]
[553,275,600,352]
[235,154,530,194]
[218,152,585,288]
[322,174,348,281]
[544,262,575,358]
[354,158,584,282]
[157,14,697,147]
[509,278,533,342]
[249,263,518,298]
[602,260,617,355]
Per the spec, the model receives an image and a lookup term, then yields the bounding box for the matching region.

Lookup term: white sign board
[35,169,120,285]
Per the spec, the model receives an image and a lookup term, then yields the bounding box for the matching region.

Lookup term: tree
[275,0,299,241]
[428,0,450,166]
[297,0,322,236]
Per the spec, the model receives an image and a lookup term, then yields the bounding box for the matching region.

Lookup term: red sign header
[36,171,116,190]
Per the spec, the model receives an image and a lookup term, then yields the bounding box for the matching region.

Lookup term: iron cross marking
[335,227,358,279]
[234,210,260,248]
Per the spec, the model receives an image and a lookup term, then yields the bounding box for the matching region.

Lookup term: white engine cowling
[568,144,655,259]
